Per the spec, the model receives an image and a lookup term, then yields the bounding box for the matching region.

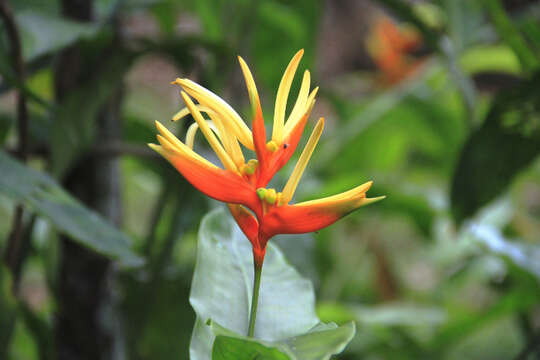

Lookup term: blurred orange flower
[366,16,425,84]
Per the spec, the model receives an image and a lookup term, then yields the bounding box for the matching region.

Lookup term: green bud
[256,188,267,200]
[265,188,277,205]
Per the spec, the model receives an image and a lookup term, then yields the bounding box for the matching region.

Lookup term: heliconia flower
[366,16,425,85]
[149,50,384,266]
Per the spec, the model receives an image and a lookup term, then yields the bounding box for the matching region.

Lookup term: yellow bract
[280,118,325,205]
[272,49,304,143]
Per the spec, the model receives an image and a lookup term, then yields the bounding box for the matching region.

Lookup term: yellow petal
[297,194,386,213]
[148,143,165,156]
[286,70,310,128]
[155,121,187,153]
[173,78,254,150]
[172,105,215,122]
[280,117,324,204]
[205,108,246,167]
[176,104,244,166]
[297,181,375,207]
[155,133,218,169]
[181,91,238,172]
[272,49,304,143]
[185,121,220,149]
[284,86,319,137]
[238,56,261,113]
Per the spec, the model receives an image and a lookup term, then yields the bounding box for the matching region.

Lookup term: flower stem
[247,260,263,337]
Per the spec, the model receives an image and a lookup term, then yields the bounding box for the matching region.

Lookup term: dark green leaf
[451,72,540,224]
[0,113,13,144]
[0,151,143,267]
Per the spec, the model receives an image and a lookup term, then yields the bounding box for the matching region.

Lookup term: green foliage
[0,151,142,267]
[212,322,356,360]
[16,11,99,61]
[451,72,540,224]
[213,336,290,360]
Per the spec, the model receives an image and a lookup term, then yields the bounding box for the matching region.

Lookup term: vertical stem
[1,0,30,294]
[247,260,263,337]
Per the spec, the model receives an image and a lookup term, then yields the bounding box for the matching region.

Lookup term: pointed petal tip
[154,120,169,135]
[155,134,167,146]
[364,195,386,205]
[180,90,194,105]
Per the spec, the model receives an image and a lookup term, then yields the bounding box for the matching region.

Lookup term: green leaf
[0,151,143,267]
[450,72,540,224]
[442,0,485,52]
[279,322,355,360]
[190,208,355,360]
[211,321,356,360]
[16,11,99,61]
[212,336,290,360]
[459,45,522,75]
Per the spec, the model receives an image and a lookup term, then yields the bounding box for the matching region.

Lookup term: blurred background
[1,0,539,359]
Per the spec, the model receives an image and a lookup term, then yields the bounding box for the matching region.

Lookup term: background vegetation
[1,0,539,359]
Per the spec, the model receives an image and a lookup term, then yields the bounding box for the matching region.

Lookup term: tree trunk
[53,1,123,359]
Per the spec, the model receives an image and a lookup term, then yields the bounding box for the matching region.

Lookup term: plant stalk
[247,260,263,337]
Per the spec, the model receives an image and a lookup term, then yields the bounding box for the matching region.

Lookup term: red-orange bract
[149,50,384,266]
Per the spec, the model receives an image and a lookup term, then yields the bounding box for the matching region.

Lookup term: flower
[366,16,424,84]
[149,50,384,266]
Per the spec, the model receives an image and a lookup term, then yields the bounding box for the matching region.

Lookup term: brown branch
[91,141,159,159]
[1,0,30,293]
[0,0,28,160]
[5,141,160,159]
